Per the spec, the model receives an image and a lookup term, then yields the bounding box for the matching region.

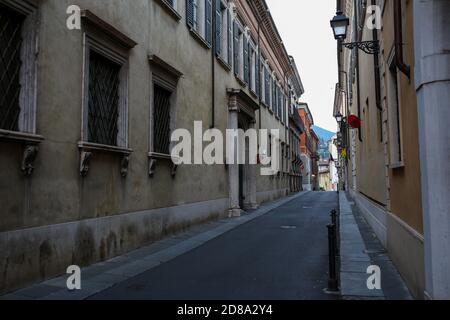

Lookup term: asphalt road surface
[91,192,339,300]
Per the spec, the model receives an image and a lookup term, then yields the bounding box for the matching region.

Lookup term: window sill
[390,162,405,170]
[249,89,258,99]
[217,55,231,71]
[155,0,182,21]
[0,129,44,144]
[78,141,132,177]
[78,141,133,155]
[236,76,247,88]
[148,152,179,177]
[189,28,211,49]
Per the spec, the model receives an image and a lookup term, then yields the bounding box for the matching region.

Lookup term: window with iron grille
[153,84,172,155]
[87,50,121,146]
[0,4,25,132]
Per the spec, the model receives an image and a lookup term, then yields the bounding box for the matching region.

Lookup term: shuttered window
[227,8,232,64]
[153,85,172,155]
[233,21,239,76]
[205,0,212,45]
[87,51,121,146]
[186,0,195,28]
[264,66,270,105]
[214,0,221,56]
[243,36,249,85]
[0,4,25,131]
[255,51,260,97]
[272,78,276,111]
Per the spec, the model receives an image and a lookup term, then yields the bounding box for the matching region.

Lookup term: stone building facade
[298,103,319,191]
[335,0,450,299]
[0,0,305,293]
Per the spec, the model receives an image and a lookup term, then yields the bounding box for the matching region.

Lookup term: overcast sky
[266,0,338,132]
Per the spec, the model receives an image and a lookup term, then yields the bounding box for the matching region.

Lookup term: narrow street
[90,192,338,300]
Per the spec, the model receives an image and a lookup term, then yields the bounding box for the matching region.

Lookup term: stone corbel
[148,152,179,178]
[21,145,39,176]
[120,155,130,178]
[148,158,157,177]
[78,142,133,177]
[80,151,93,177]
[171,163,178,177]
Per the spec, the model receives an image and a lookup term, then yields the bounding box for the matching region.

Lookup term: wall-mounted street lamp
[330,11,379,54]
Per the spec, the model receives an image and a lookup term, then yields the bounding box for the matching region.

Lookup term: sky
[266,0,338,132]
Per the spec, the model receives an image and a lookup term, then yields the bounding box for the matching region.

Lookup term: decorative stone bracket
[148,152,178,178]
[21,145,39,176]
[0,130,44,177]
[78,142,132,177]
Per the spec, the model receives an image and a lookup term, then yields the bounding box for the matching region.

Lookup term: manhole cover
[280,226,297,229]
[364,249,386,254]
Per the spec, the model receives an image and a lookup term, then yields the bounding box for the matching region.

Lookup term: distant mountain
[312,126,336,142]
[313,126,336,161]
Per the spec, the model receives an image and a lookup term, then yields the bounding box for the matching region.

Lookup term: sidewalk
[339,192,412,300]
[1,192,310,300]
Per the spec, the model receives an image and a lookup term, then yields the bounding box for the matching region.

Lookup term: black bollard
[327,224,339,292]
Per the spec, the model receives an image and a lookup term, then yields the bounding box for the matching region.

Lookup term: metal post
[327,224,339,292]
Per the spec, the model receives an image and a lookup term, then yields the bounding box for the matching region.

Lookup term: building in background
[310,129,320,191]
[0,0,309,294]
[333,0,450,299]
[288,57,305,193]
[298,103,317,191]
[318,135,339,192]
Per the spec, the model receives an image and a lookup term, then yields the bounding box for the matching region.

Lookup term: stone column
[228,96,241,217]
[414,0,450,300]
[247,120,258,209]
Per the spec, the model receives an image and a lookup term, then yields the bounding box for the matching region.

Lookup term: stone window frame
[148,54,183,178]
[78,10,137,177]
[0,0,42,176]
[248,39,257,96]
[155,0,182,21]
[217,0,231,69]
[386,47,405,169]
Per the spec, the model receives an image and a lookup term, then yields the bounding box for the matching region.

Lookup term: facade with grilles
[0,0,306,293]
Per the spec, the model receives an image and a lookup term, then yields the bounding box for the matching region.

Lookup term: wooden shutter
[272,79,276,111]
[186,0,194,28]
[205,0,212,45]
[255,55,260,97]
[265,67,270,104]
[233,21,239,76]
[214,0,221,56]
[243,37,249,84]
[227,9,232,64]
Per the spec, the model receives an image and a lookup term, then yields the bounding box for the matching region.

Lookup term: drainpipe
[394,0,410,79]
[414,0,450,300]
[211,0,217,128]
[257,14,262,131]
[371,0,382,142]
